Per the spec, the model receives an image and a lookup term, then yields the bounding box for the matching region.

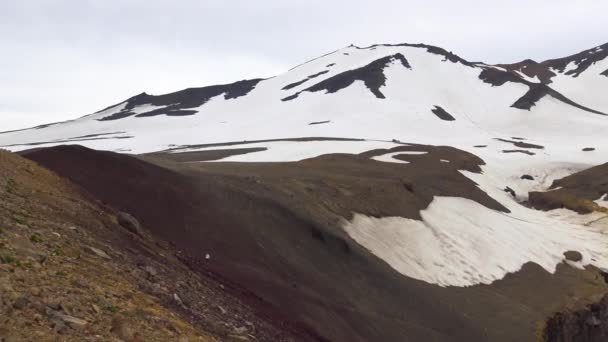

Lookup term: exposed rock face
[431,106,456,121]
[282,53,411,101]
[501,43,608,83]
[544,295,608,342]
[529,162,608,214]
[98,78,263,120]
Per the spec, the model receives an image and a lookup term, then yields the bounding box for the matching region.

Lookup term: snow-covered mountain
[3,42,608,285]
[1,42,607,156]
[5,42,608,341]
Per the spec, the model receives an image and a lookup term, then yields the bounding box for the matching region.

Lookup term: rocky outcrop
[544,295,608,342]
[529,162,608,214]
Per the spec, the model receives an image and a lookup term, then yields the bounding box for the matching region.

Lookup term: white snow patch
[343,163,608,287]
[371,152,411,164]
[515,70,541,83]
[344,196,608,287]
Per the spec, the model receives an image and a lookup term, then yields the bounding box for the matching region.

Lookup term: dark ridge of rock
[22,145,608,342]
[282,70,330,90]
[359,43,476,67]
[431,106,456,121]
[479,68,551,110]
[98,79,263,121]
[501,43,608,83]
[529,162,608,214]
[281,79,309,91]
[149,148,268,163]
[511,137,525,140]
[511,84,553,110]
[308,70,330,79]
[479,68,606,115]
[564,251,583,262]
[474,145,487,148]
[308,120,331,125]
[326,63,335,67]
[479,68,526,87]
[282,53,411,101]
[136,109,198,117]
[602,69,608,77]
[503,150,536,155]
[583,147,596,151]
[281,94,299,101]
[496,138,544,149]
[496,59,556,84]
[544,295,608,342]
[547,44,608,78]
[98,110,133,121]
[521,175,534,181]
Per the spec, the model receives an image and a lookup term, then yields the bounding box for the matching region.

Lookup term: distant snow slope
[1,41,607,287]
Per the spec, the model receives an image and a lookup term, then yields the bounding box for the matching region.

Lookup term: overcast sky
[1,0,607,131]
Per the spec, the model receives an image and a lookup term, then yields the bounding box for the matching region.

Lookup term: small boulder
[520,174,534,181]
[117,212,143,236]
[564,250,583,262]
[85,246,111,260]
[47,308,88,330]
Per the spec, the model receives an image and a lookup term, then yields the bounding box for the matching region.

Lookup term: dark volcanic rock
[501,43,608,83]
[479,68,606,115]
[282,70,330,90]
[544,295,608,342]
[497,59,556,84]
[521,174,534,181]
[431,106,456,121]
[479,68,525,87]
[358,43,476,67]
[282,53,411,101]
[503,149,536,155]
[496,138,544,149]
[564,251,583,262]
[583,147,596,152]
[602,69,608,77]
[98,79,262,121]
[308,120,330,125]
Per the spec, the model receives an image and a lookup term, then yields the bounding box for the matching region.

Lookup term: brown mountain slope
[0,149,301,341]
[20,144,608,342]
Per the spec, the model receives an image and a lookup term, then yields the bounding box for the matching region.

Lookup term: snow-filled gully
[343,164,608,287]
